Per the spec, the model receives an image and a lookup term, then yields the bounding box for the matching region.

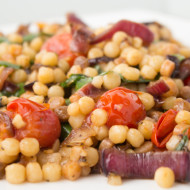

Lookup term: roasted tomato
[95,87,146,128]
[41,32,77,66]
[6,98,61,147]
[151,109,178,148]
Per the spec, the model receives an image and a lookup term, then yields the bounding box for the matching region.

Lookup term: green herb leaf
[75,77,92,91]
[120,74,152,83]
[65,99,71,106]
[22,34,39,42]
[60,74,88,88]
[94,65,102,74]
[0,61,20,69]
[0,83,25,97]
[60,123,72,142]
[0,90,12,97]
[172,54,185,62]
[41,32,53,37]
[176,135,188,151]
[99,71,113,76]
[23,32,53,42]
[14,83,25,97]
[0,36,8,43]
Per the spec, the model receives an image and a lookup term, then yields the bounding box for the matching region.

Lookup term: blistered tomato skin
[7,98,61,147]
[41,33,77,66]
[96,87,146,128]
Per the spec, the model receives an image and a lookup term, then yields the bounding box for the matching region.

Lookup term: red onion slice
[90,20,154,46]
[180,58,190,80]
[146,80,169,97]
[0,67,14,91]
[70,27,92,54]
[67,13,87,27]
[100,148,190,182]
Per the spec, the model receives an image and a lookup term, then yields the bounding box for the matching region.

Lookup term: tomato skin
[7,98,61,147]
[41,33,77,66]
[151,109,178,148]
[96,87,146,128]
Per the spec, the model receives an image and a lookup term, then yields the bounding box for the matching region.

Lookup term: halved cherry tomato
[41,32,77,66]
[6,98,61,147]
[151,109,178,148]
[95,87,146,128]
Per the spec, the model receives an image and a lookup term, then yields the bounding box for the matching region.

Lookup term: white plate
[0,9,190,190]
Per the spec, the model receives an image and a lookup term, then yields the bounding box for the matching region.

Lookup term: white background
[0,0,190,25]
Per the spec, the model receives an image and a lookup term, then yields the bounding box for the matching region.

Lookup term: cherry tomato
[151,109,178,148]
[95,87,146,128]
[41,32,77,66]
[6,98,61,147]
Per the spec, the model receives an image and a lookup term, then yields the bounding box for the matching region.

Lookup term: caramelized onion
[180,58,190,80]
[0,111,14,139]
[100,148,190,182]
[67,13,87,27]
[0,67,14,90]
[90,20,154,46]
[146,80,169,97]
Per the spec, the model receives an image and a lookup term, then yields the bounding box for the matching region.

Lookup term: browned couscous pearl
[42,163,61,182]
[30,37,43,52]
[1,138,20,156]
[91,109,108,126]
[11,69,28,83]
[109,125,128,144]
[26,162,43,182]
[104,42,120,58]
[154,167,175,188]
[103,72,121,90]
[78,96,95,115]
[88,47,103,59]
[0,150,18,164]
[47,86,64,98]
[138,120,154,140]
[126,129,144,148]
[62,161,81,181]
[6,164,26,184]
[20,138,40,157]
[112,31,127,45]
[38,67,54,84]
[166,135,181,151]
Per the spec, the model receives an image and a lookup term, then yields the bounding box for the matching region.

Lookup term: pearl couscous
[0,13,189,189]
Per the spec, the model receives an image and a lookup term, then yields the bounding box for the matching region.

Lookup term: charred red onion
[146,80,169,97]
[2,81,18,94]
[88,56,114,66]
[167,55,180,78]
[100,148,190,182]
[63,117,96,146]
[0,163,6,179]
[67,13,87,27]
[70,27,92,54]
[24,82,35,91]
[76,83,106,101]
[0,111,14,139]
[90,20,154,46]
[180,58,190,80]
[0,67,14,90]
